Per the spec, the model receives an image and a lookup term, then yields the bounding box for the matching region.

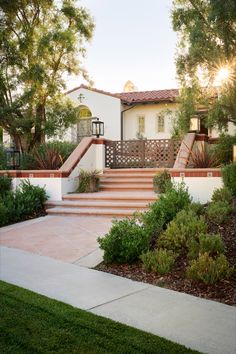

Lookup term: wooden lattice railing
[105,139,181,168]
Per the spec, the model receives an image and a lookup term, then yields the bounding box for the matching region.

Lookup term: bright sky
[67,0,178,93]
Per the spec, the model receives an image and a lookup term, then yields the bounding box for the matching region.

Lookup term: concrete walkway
[1,246,235,354]
[0,215,112,266]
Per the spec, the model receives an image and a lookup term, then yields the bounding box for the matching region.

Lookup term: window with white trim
[137,115,145,134]
[156,114,165,133]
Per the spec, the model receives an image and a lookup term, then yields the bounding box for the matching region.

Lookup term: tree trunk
[28,104,46,151]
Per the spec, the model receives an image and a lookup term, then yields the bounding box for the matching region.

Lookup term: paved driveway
[0,215,112,265]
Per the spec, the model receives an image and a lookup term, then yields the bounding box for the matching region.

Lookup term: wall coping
[0,137,108,178]
[59,137,107,175]
[169,168,221,177]
[0,167,222,178]
[173,133,196,169]
[0,135,222,179]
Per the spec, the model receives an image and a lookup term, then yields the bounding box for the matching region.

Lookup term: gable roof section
[66,84,120,99]
[117,89,179,103]
[66,84,179,104]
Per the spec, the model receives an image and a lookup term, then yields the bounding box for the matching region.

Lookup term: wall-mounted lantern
[6,146,21,170]
[189,115,200,133]
[233,144,236,163]
[92,117,104,138]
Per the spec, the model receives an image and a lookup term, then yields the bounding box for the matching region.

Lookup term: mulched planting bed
[96,208,236,306]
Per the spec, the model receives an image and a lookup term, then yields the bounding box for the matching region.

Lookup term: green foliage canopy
[0,0,94,151]
[172,0,236,133]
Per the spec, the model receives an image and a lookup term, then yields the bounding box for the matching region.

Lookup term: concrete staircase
[46,168,158,217]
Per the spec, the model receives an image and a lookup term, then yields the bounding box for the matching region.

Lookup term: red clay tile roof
[66,84,179,104]
[116,89,179,103]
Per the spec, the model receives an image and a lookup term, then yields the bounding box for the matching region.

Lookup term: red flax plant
[183,142,220,168]
[33,146,63,170]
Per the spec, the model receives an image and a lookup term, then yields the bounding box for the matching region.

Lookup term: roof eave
[121,98,177,105]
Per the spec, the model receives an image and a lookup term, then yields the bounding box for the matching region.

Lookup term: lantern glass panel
[92,118,104,137]
[100,122,104,136]
[233,144,236,163]
[6,150,14,168]
[92,121,97,135]
[190,117,200,132]
[6,148,20,169]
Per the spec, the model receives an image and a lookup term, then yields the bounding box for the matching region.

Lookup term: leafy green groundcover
[0,281,201,354]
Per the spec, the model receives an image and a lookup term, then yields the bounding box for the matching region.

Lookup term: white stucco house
[2,83,235,146]
[65,84,235,142]
[65,84,179,142]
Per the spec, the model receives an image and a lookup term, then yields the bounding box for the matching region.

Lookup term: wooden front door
[77,118,92,142]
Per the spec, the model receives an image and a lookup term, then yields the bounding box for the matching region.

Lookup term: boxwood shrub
[158,209,208,252]
[222,163,236,196]
[0,175,12,196]
[186,253,234,284]
[142,182,191,239]
[98,218,150,264]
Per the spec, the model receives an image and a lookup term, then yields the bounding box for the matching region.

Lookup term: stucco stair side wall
[173,176,223,203]
[12,177,63,201]
[67,88,122,141]
[123,103,178,140]
[61,142,105,197]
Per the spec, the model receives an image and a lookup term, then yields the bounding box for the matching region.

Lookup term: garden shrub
[187,202,205,216]
[0,176,12,196]
[15,180,48,220]
[213,133,236,165]
[1,192,15,224]
[211,187,233,204]
[141,248,176,275]
[0,202,8,226]
[38,141,77,161]
[188,143,219,168]
[20,152,37,170]
[33,141,77,170]
[187,233,225,260]
[98,218,150,264]
[158,210,208,252]
[153,170,172,194]
[142,183,191,239]
[0,144,7,169]
[206,201,231,224]
[0,180,48,226]
[77,169,100,193]
[186,253,234,284]
[222,163,236,196]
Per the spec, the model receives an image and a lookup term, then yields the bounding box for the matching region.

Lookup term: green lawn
[0,281,201,354]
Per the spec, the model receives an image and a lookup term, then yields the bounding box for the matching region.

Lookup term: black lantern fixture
[189,115,200,133]
[6,146,21,170]
[92,117,104,138]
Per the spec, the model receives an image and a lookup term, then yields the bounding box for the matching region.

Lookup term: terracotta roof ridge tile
[65,85,179,103]
[116,88,179,95]
[65,84,121,99]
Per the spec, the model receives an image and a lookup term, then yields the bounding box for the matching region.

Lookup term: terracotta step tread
[63,191,157,201]
[103,168,162,172]
[99,178,153,183]
[100,184,153,190]
[46,207,141,216]
[100,174,156,178]
[46,200,149,209]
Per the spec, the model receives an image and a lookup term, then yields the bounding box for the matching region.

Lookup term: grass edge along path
[0,280,202,354]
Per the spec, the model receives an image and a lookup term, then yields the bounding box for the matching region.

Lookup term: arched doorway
[77,105,92,142]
